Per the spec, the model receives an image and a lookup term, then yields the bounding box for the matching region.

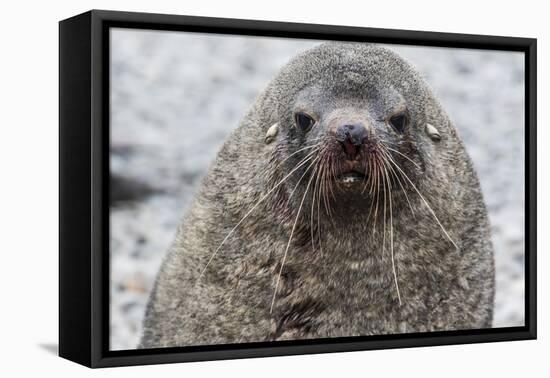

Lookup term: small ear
[425,123,441,142]
[264,122,279,144]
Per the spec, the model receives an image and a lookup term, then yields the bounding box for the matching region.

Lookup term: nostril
[336,123,367,160]
[343,124,356,136]
[338,124,366,145]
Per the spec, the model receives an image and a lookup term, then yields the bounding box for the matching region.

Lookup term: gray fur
[139,43,494,348]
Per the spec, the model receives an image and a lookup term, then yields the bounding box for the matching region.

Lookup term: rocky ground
[109,29,525,350]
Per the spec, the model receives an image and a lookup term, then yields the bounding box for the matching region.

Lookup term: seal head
[265,43,446,221]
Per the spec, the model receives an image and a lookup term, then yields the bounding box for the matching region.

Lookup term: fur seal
[139,42,495,348]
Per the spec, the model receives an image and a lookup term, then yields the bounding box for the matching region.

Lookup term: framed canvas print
[59,10,537,368]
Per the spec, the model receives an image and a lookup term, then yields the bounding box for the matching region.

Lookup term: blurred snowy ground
[109,29,525,350]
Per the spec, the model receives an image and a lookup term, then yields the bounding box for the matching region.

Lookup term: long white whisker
[197,153,318,282]
[272,145,320,175]
[270,162,318,313]
[385,155,458,249]
[310,159,321,253]
[286,154,320,200]
[372,156,381,234]
[272,142,321,169]
[381,159,402,305]
[380,149,416,219]
[315,159,324,258]
[381,159,387,283]
[385,146,421,170]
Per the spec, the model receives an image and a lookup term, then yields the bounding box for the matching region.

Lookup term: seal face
[272,57,427,225]
[286,81,421,196]
[140,43,495,348]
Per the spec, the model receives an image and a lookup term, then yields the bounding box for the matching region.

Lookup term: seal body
[140,43,494,348]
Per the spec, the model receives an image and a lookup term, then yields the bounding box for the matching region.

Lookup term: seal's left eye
[389,112,409,133]
[295,112,315,132]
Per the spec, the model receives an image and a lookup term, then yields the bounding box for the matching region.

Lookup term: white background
[0,0,546,376]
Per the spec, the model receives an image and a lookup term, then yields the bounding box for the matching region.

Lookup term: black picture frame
[59,9,537,368]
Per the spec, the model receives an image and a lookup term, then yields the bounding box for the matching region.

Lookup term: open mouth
[336,171,366,184]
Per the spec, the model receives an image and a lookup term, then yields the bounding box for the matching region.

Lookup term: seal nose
[336,124,367,160]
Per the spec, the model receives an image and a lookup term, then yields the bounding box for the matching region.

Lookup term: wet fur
[139,43,495,348]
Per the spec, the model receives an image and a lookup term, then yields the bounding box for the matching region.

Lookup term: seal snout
[336,123,368,161]
[331,123,370,185]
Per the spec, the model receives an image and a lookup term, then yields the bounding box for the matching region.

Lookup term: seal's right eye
[389,112,409,133]
[295,112,315,132]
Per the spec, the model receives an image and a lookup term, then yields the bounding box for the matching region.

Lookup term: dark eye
[389,112,409,133]
[295,112,315,132]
